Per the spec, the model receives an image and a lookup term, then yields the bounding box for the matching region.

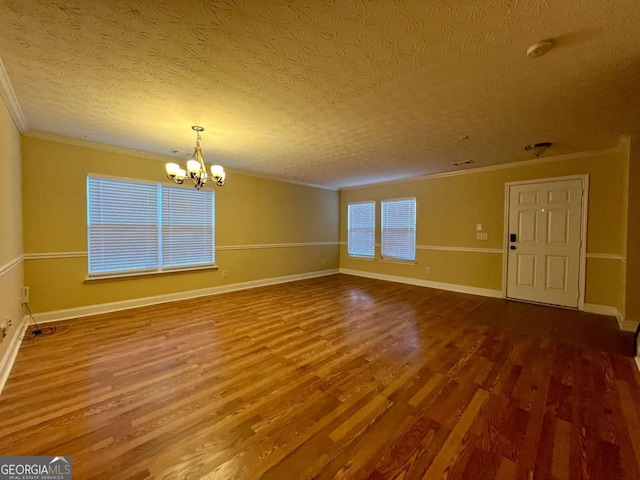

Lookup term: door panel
[547,209,569,244]
[519,191,539,205]
[516,255,536,287]
[545,256,568,290]
[506,178,583,308]
[518,210,538,243]
[548,188,571,204]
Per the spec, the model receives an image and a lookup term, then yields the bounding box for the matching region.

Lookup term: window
[87,176,215,276]
[161,186,214,268]
[381,198,416,262]
[347,201,375,258]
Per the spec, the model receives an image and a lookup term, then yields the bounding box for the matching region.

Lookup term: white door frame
[501,174,589,310]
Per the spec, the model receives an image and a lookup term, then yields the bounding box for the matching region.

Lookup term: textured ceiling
[0,0,639,189]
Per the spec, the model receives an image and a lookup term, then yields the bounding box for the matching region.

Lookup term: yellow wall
[0,95,24,361]
[340,149,627,309]
[22,136,339,313]
[14,133,635,321]
[626,136,640,332]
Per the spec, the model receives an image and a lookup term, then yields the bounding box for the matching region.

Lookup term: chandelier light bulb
[165,163,180,176]
[165,126,226,189]
[187,159,201,174]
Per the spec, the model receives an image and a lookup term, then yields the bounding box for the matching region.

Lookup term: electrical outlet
[322,259,327,265]
[6,316,12,328]
[222,270,228,278]
[21,286,29,304]
[425,267,431,274]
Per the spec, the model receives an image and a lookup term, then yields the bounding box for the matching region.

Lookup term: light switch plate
[477,232,488,240]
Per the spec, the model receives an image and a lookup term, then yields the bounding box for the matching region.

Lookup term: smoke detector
[526,41,554,58]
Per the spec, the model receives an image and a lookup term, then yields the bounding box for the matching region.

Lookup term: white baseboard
[9,268,639,393]
[31,269,340,324]
[583,303,639,332]
[620,318,640,332]
[616,312,635,332]
[583,303,619,316]
[339,268,503,299]
[0,315,28,395]
[340,270,640,334]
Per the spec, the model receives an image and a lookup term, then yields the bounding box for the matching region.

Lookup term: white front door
[506,178,584,308]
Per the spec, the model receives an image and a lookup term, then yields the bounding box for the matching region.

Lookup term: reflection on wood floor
[1,274,638,479]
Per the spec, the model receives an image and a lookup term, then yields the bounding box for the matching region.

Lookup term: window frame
[87,174,217,279]
[160,184,215,270]
[380,197,416,263]
[347,201,376,259]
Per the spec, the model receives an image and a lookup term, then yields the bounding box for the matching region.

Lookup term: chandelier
[165,126,226,189]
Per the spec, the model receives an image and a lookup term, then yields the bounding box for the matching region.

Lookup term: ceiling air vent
[451,160,474,167]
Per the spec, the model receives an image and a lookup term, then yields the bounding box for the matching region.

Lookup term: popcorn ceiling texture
[0,0,639,188]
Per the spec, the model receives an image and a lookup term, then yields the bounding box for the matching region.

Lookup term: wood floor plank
[421,388,489,479]
[0,274,637,479]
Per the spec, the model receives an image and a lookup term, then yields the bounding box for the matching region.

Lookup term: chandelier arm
[167,174,185,184]
[196,149,207,173]
[164,126,225,189]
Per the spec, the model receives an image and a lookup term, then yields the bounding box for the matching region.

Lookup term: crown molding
[224,168,338,191]
[24,130,177,163]
[23,130,338,192]
[340,144,625,191]
[0,58,28,132]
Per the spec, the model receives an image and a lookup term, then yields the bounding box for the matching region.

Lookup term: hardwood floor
[1,274,639,479]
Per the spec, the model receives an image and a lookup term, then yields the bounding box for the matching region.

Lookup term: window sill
[380,258,417,265]
[347,255,376,261]
[85,264,219,283]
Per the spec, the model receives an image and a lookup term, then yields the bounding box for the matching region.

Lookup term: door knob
[510,245,516,250]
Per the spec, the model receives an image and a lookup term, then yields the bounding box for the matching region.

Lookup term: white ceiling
[1,0,639,189]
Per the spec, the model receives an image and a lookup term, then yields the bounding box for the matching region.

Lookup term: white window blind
[87,176,215,276]
[347,201,375,257]
[381,198,416,262]
[88,177,159,275]
[162,186,214,268]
